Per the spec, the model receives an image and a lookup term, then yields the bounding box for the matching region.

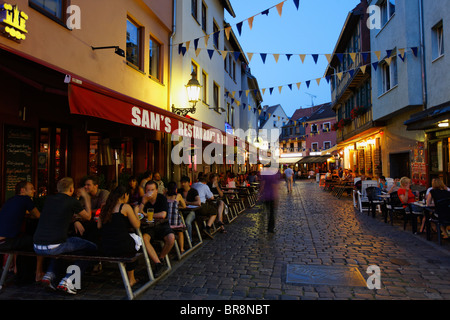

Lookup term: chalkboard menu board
[4,126,34,200]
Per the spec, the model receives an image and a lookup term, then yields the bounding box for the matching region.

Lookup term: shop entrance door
[38,126,69,196]
[389,152,410,179]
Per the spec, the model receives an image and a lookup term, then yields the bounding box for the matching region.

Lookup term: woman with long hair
[97,185,141,287]
[166,181,187,254]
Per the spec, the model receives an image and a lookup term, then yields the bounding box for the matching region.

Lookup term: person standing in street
[284,166,294,193]
[259,166,279,233]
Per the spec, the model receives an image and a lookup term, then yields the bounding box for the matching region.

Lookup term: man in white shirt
[191,177,226,237]
[284,166,294,193]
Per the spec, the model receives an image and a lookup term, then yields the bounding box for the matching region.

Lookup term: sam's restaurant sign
[0,3,28,42]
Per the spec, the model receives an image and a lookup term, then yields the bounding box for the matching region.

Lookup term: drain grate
[286,264,367,287]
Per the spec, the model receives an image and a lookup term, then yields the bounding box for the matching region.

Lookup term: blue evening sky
[225,0,361,118]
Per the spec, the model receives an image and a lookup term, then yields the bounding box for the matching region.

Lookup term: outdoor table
[378,194,391,223]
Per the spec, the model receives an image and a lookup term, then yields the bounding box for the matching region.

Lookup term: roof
[258,105,288,129]
[290,106,320,121]
[405,101,450,130]
[220,0,236,18]
[306,103,335,122]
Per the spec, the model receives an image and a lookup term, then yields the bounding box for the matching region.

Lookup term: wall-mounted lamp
[172,72,202,117]
[438,121,449,128]
[91,46,125,57]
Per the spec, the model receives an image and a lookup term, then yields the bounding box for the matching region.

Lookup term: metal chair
[366,187,383,218]
[431,197,450,245]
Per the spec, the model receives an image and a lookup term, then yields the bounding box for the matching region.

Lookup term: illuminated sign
[0,3,28,41]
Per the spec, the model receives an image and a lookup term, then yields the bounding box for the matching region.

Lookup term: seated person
[192,177,226,237]
[97,185,141,287]
[33,177,96,295]
[0,181,43,282]
[127,175,143,209]
[138,180,175,276]
[178,176,198,240]
[426,178,450,238]
[139,171,153,190]
[166,181,187,254]
[378,176,388,192]
[388,177,401,194]
[153,172,166,195]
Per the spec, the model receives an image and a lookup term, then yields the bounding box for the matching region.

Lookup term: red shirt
[397,188,415,207]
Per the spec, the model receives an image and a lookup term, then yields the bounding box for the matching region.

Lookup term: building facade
[0,0,176,202]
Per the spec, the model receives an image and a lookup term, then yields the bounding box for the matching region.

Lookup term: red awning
[68,79,233,146]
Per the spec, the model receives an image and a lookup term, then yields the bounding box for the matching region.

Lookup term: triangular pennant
[386,49,393,58]
[324,54,332,63]
[325,75,331,83]
[234,51,240,61]
[316,78,321,86]
[239,91,243,98]
[312,54,319,64]
[305,80,311,88]
[261,9,270,16]
[180,46,187,56]
[195,48,201,57]
[207,49,214,59]
[286,53,292,61]
[204,34,210,48]
[293,0,300,10]
[236,21,243,36]
[399,48,405,58]
[269,87,274,95]
[398,53,405,62]
[221,51,228,60]
[374,51,381,61]
[337,72,343,81]
[411,47,418,57]
[224,27,231,40]
[273,54,280,63]
[296,82,301,90]
[361,52,369,63]
[348,69,354,78]
[246,90,250,97]
[248,16,254,30]
[278,86,283,94]
[349,52,357,63]
[276,2,284,17]
[262,88,266,95]
[185,41,191,53]
[360,65,367,74]
[299,54,306,63]
[288,84,293,91]
[260,53,267,64]
[247,52,254,62]
[372,61,379,71]
[385,56,392,66]
[336,53,344,63]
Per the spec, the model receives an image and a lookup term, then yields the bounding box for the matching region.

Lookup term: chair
[357,180,378,213]
[366,187,384,218]
[431,197,450,245]
[385,191,406,226]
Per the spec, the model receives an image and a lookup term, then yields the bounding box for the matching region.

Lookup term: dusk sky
[225,0,361,117]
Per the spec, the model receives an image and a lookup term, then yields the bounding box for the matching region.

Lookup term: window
[191,0,198,20]
[232,61,236,81]
[30,0,66,20]
[311,124,318,133]
[126,18,142,69]
[381,55,398,94]
[191,61,198,78]
[201,2,207,33]
[324,141,331,150]
[202,71,207,103]
[312,143,319,151]
[380,0,395,26]
[213,82,219,112]
[323,122,331,132]
[149,36,161,81]
[213,22,219,49]
[432,21,445,60]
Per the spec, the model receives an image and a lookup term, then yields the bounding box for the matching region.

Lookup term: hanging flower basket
[337,118,352,130]
[350,106,367,119]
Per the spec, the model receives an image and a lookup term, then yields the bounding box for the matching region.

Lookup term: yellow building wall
[0,0,172,110]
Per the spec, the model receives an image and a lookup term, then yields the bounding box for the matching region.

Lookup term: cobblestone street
[2,180,450,302]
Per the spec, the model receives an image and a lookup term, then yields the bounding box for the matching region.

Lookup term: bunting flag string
[174,0,300,49]
[221,46,420,114]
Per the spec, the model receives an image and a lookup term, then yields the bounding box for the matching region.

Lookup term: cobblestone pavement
[2,180,450,301]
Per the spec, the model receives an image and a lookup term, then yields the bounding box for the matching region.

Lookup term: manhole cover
[390,259,410,266]
[286,264,367,287]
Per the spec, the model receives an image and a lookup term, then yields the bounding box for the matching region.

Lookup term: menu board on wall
[4,126,34,200]
[412,142,427,186]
